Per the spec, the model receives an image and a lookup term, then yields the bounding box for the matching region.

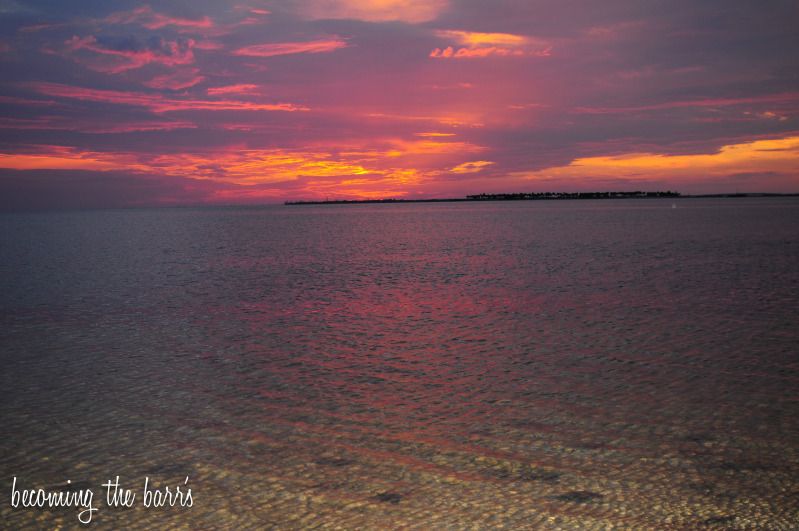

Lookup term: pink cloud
[297,0,448,23]
[105,6,213,32]
[233,38,347,58]
[0,95,59,107]
[29,83,309,113]
[207,84,259,95]
[0,117,66,131]
[430,46,511,58]
[193,39,224,51]
[61,35,196,74]
[230,6,271,27]
[430,46,551,59]
[143,68,205,90]
[429,82,473,90]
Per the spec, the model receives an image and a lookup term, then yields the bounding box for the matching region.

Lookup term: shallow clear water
[1,198,798,529]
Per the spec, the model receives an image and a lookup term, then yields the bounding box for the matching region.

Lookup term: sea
[1,198,798,529]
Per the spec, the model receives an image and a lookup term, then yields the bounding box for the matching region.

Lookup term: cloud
[143,68,205,90]
[232,38,347,58]
[29,82,309,113]
[0,146,144,172]
[0,135,486,196]
[105,6,213,32]
[364,112,484,128]
[434,30,528,47]
[382,138,484,157]
[228,5,271,26]
[0,145,381,187]
[2,0,798,207]
[511,136,799,186]
[296,0,448,23]
[0,145,366,183]
[0,116,196,133]
[430,30,551,59]
[147,149,374,183]
[450,160,493,173]
[574,92,799,114]
[430,46,527,59]
[206,84,259,95]
[60,35,196,74]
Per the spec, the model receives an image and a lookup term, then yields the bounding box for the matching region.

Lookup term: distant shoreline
[284,192,798,206]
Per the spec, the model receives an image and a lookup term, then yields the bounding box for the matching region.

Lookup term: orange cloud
[0,146,371,184]
[430,30,550,59]
[450,160,494,173]
[0,134,485,197]
[383,139,483,157]
[415,132,456,137]
[0,146,145,172]
[512,136,799,184]
[232,38,347,58]
[297,0,448,23]
[138,150,373,184]
[435,30,528,47]
[30,83,308,113]
[365,112,483,128]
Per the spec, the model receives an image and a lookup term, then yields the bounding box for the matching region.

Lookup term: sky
[0,0,797,208]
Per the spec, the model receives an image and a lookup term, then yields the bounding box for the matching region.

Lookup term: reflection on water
[1,199,798,529]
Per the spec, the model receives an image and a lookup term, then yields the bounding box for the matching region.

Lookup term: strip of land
[285,191,798,205]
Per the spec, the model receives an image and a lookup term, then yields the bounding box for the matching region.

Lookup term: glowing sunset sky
[0,0,797,208]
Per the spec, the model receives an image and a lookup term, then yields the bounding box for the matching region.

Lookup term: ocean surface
[1,198,798,529]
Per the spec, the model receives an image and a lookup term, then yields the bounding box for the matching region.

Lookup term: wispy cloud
[0,146,145,172]
[296,0,448,23]
[29,83,308,113]
[206,84,259,95]
[105,5,214,32]
[59,35,196,74]
[574,93,799,114]
[232,38,348,58]
[143,68,205,90]
[0,116,196,133]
